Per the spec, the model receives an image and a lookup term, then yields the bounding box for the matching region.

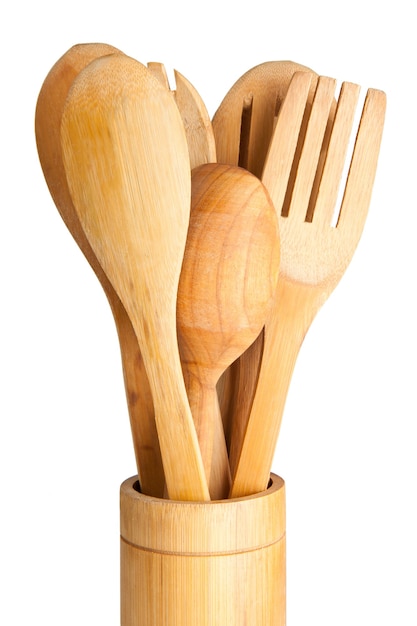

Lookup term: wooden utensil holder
[120,473,286,625]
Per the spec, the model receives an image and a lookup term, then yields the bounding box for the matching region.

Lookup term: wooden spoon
[35,43,164,497]
[177,163,280,499]
[61,53,209,501]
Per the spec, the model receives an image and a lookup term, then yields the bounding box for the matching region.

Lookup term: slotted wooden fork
[230,76,386,498]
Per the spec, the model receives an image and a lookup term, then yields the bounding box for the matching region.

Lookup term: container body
[120,473,286,625]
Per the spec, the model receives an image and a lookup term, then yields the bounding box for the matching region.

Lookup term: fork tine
[147,62,171,89]
[311,81,361,227]
[173,69,217,168]
[336,88,386,237]
[283,76,337,221]
[261,71,313,213]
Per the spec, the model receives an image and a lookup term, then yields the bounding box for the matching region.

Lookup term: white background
[1,1,416,624]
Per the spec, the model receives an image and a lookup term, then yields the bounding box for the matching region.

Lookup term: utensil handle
[112,301,165,498]
[185,374,231,500]
[227,331,264,480]
[230,332,298,498]
[210,395,231,500]
[230,283,317,498]
[145,335,210,502]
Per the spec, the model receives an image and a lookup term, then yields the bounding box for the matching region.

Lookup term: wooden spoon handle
[110,298,164,496]
[210,403,232,500]
[184,374,231,500]
[227,331,264,480]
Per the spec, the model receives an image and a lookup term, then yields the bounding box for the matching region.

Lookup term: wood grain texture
[61,54,209,501]
[224,70,315,479]
[147,63,217,169]
[177,163,280,499]
[231,85,387,497]
[213,61,319,453]
[120,473,286,625]
[35,43,164,497]
[212,60,318,178]
[174,70,217,168]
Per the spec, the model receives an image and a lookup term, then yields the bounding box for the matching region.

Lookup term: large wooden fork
[230,77,386,497]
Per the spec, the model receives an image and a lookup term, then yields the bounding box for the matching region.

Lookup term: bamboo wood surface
[212,60,318,179]
[223,70,317,479]
[147,62,221,498]
[147,62,217,169]
[120,473,286,625]
[213,61,319,458]
[61,54,210,501]
[174,70,217,167]
[227,71,329,483]
[177,163,280,499]
[231,82,387,497]
[34,44,165,498]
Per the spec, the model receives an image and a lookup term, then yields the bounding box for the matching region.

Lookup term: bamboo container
[120,473,286,625]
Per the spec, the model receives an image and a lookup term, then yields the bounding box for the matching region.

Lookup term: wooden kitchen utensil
[212,61,320,446]
[231,78,386,497]
[148,62,217,169]
[35,43,165,498]
[177,163,280,499]
[61,53,210,501]
[219,70,315,477]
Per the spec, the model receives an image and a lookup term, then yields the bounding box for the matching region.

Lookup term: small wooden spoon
[61,53,209,501]
[177,163,280,499]
[35,43,164,497]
